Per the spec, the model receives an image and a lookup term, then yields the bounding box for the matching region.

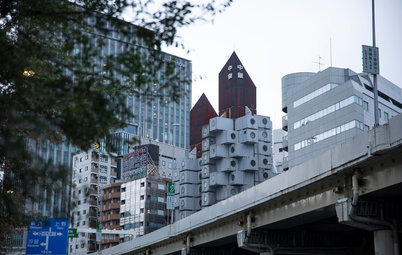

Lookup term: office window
[363,100,369,111]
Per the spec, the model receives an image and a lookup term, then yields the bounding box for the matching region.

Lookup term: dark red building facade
[189,52,256,157]
[218,51,256,119]
[189,93,217,157]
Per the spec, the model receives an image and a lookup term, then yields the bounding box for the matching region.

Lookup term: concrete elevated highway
[93,114,402,255]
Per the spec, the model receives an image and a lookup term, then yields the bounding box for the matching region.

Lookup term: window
[378,109,381,118]
[85,166,88,171]
[140,195,144,200]
[82,221,86,226]
[99,165,108,173]
[162,160,166,166]
[363,100,369,111]
[293,83,338,108]
[84,177,88,182]
[99,176,107,184]
[140,208,144,213]
[80,157,82,162]
[83,210,86,215]
[100,155,108,163]
[77,200,81,205]
[140,182,144,187]
[168,162,172,169]
[78,190,81,194]
[384,112,389,121]
[364,125,370,131]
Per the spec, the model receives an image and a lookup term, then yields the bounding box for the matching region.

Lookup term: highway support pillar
[374,230,394,255]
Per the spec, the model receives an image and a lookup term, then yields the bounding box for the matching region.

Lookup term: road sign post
[26,218,69,255]
[167,183,175,223]
[68,228,78,238]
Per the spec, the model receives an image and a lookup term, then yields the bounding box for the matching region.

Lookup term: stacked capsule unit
[174,157,202,220]
[174,113,274,218]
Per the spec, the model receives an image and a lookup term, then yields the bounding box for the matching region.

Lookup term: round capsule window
[231,174,235,181]
[263,172,269,179]
[262,131,268,138]
[204,195,207,202]
[181,161,185,167]
[181,186,185,194]
[250,118,255,125]
[250,132,256,139]
[231,160,236,167]
[181,173,185,180]
[263,145,268,151]
[230,133,236,139]
[231,147,235,153]
[231,189,236,195]
[250,160,256,166]
[203,167,208,174]
[211,175,215,181]
[263,158,268,165]
[262,118,268,125]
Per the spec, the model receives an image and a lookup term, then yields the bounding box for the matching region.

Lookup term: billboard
[122,144,159,180]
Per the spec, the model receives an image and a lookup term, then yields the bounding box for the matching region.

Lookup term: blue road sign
[26,218,69,255]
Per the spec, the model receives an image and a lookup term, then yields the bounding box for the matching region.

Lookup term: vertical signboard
[166,182,175,210]
[362,45,379,74]
[26,218,68,255]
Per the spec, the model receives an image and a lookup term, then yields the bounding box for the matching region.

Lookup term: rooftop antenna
[330,38,333,67]
[312,56,325,72]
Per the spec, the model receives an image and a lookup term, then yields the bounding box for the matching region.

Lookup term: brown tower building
[189,93,217,157]
[219,51,256,119]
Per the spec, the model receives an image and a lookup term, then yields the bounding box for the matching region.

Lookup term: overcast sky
[163,0,402,129]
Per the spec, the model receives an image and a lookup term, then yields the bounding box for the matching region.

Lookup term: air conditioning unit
[215,130,238,144]
[201,151,214,165]
[201,164,215,179]
[175,182,180,195]
[202,124,211,139]
[179,158,199,171]
[179,171,201,184]
[201,179,214,192]
[235,115,257,131]
[258,156,272,170]
[202,137,216,151]
[238,129,258,144]
[209,144,228,159]
[216,158,238,172]
[258,129,272,142]
[228,143,254,158]
[216,186,240,201]
[209,117,233,133]
[179,184,201,198]
[172,170,180,182]
[259,170,277,181]
[201,192,216,207]
[257,142,271,156]
[229,172,244,186]
[179,197,201,211]
[239,157,258,171]
[256,115,271,130]
[209,172,228,186]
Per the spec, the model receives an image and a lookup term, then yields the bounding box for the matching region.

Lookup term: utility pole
[372,0,379,127]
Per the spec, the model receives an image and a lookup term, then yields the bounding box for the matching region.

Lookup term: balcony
[101,214,120,222]
[111,171,117,177]
[90,178,98,184]
[111,159,118,166]
[282,135,288,151]
[282,115,288,131]
[102,203,121,211]
[91,167,99,173]
[89,200,98,206]
[101,192,121,201]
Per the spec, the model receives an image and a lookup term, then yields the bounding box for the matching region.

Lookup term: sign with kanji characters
[26,218,68,255]
[362,45,379,74]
